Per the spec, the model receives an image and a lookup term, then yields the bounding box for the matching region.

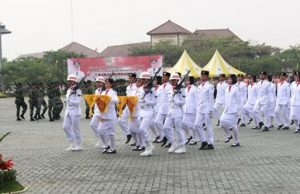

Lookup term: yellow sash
[95,95,111,113]
[84,94,96,118]
[126,96,138,114]
[117,96,128,117]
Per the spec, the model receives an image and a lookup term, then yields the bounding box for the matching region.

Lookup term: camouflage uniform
[34,83,48,119]
[47,82,55,121]
[52,82,64,120]
[14,83,27,121]
[28,83,39,121]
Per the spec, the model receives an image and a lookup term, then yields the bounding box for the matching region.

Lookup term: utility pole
[0,22,11,92]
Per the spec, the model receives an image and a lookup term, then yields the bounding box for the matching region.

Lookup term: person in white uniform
[138,72,155,156]
[268,75,276,128]
[275,72,290,130]
[290,72,300,133]
[154,72,172,146]
[290,72,298,127]
[118,73,138,144]
[213,74,228,126]
[237,74,248,127]
[220,74,241,147]
[253,71,271,132]
[150,76,162,143]
[99,78,119,154]
[182,76,198,145]
[90,76,105,148]
[195,70,215,150]
[163,73,187,153]
[63,74,83,151]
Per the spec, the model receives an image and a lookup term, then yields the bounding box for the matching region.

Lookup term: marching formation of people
[60,70,300,156]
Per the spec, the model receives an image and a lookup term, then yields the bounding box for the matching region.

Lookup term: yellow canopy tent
[170,50,202,78]
[202,50,246,77]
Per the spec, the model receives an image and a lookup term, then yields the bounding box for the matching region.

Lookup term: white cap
[96,76,105,83]
[67,74,77,82]
[170,73,180,80]
[139,72,151,79]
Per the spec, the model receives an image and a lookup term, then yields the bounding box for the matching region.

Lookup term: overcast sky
[1,0,300,60]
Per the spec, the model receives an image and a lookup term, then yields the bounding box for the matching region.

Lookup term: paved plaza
[1,97,300,193]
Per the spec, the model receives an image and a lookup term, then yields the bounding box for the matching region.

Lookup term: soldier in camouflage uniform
[14,82,27,121]
[52,81,64,120]
[28,82,39,121]
[34,82,48,120]
[47,81,56,121]
[82,80,94,119]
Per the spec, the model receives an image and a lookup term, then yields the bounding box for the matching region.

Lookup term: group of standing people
[62,70,300,157]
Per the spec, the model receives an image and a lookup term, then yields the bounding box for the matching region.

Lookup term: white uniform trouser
[63,115,81,145]
[243,103,259,127]
[254,103,270,127]
[220,112,239,144]
[154,113,167,139]
[194,113,214,145]
[182,113,196,138]
[129,117,143,147]
[213,102,225,120]
[99,118,117,150]
[163,117,185,146]
[139,117,152,143]
[90,114,101,138]
[275,104,289,127]
[118,107,131,136]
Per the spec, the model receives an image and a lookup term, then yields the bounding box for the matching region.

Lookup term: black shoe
[17,118,22,121]
[231,143,240,147]
[40,115,45,119]
[229,128,233,131]
[291,120,295,125]
[152,136,160,143]
[85,116,90,119]
[224,135,233,143]
[161,137,168,147]
[240,123,246,127]
[189,141,197,145]
[247,118,253,125]
[199,142,208,150]
[185,136,193,145]
[277,125,283,130]
[20,115,25,119]
[132,146,140,151]
[270,125,274,128]
[237,118,241,125]
[282,126,289,130]
[102,146,110,153]
[258,122,264,129]
[165,143,171,148]
[106,149,117,154]
[125,134,132,144]
[130,143,136,147]
[137,146,145,151]
[30,118,35,121]
[251,126,259,130]
[204,144,214,150]
[216,120,220,126]
[294,129,300,133]
[49,119,54,122]
[262,127,269,132]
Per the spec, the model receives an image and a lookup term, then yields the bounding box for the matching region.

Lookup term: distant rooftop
[100,42,151,58]
[147,20,192,35]
[193,28,240,40]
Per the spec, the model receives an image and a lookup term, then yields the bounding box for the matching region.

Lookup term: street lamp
[0,22,11,91]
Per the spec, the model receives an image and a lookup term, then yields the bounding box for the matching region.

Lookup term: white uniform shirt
[290,82,300,106]
[246,83,257,105]
[138,87,155,118]
[183,85,197,114]
[65,88,82,116]
[224,85,241,114]
[156,82,172,115]
[290,81,297,103]
[268,82,276,103]
[216,81,228,104]
[100,89,119,120]
[237,81,247,101]
[167,87,185,118]
[126,83,137,96]
[276,81,290,105]
[256,80,270,105]
[196,81,214,114]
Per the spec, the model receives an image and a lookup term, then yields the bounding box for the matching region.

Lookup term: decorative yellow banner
[117,96,128,117]
[95,95,111,113]
[84,94,96,117]
[127,96,138,114]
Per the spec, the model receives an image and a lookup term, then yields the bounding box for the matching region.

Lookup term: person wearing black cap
[154,71,172,145]
[275,72,290,130]
[213,74,228,126]
[290,72,300,133]
[243,75,260,129]
[195,70,215,150]
[98,78,119,154]
[118,73,138,144]
[253,71,271,131]
[220,74,241,147]
[182,76,198,145]
[237,74,248,127]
